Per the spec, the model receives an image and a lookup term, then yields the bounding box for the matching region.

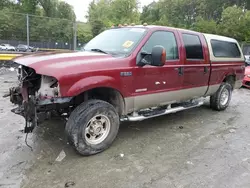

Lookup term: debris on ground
[2,93,10,98]
[179,126,184,129]
[65,181,75,187]
[10,161,25,169]
[3,80,13,83]
[55,150,66,162]
[120,153,124,158]
[229,129,236,133]
[128,126,140,131]
[242,158,249,162]
[186,161,194,165]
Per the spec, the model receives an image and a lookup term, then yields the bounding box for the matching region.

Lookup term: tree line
[88,0,250,43]
[1,0,250,46]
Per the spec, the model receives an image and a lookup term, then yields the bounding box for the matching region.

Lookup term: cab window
[182,34,204,60]
[142,31,179,60]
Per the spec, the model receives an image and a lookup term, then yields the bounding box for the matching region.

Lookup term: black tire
[65,100,103,144]
[65,99,120,156]
[210,82,233,111]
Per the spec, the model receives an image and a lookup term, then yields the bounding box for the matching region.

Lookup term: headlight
[247,75,250,78]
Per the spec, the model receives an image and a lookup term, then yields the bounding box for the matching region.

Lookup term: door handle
[204,67,209,74]
[175,67,183,76]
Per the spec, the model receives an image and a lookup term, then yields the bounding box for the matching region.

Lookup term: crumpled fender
[65,76,122,97]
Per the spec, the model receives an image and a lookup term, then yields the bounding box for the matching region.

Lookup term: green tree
[87,0,140,36]
[110,0,140,24]
[140,2,160,24]
[38,0,58,17]
[56,1,76,21]
[193,17,218,34]
[77,23,93,44]
[218,6,245,41]
[21,0,38,14]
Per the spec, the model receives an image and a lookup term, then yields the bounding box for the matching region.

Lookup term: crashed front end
[9,64,72,133]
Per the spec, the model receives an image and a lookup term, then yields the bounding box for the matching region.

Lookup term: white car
[0,44,16,51]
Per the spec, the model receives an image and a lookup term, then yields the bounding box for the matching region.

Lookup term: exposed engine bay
[9,64,72,133]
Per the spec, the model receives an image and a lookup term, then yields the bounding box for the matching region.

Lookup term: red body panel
[13,26,245,101]
[178,31,211,92]
[209,62,245,86]
[14,51,134,97]
[132,27,184,97]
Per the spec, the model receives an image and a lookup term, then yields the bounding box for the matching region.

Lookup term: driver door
[133,30,184,111]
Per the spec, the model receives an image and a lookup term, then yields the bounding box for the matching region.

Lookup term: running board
[120,101,204,122]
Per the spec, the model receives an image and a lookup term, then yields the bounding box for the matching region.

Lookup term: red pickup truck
[8,25,245,156]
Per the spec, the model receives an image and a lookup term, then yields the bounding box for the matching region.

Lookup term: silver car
[0,44,16,51]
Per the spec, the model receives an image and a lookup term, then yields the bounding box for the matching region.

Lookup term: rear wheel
[210,82,233,111]
[65,99,120,156]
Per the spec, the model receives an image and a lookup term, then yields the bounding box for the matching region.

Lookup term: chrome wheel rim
[85,115,111,145]
[220,89,229,106]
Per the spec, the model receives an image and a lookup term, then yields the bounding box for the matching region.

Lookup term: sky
[63,0,156,22]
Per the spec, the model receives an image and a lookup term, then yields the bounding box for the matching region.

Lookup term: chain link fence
[0,12,86,51]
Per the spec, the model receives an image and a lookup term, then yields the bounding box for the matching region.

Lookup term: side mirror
[151,45,166,66]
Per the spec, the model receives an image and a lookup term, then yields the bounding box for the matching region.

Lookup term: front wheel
[210,82,233,111]
[65,100,120,156]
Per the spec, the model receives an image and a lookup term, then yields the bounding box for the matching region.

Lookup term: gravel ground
[0,71,250,188]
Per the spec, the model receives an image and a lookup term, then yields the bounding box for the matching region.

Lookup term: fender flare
[220,69,236,84]
[66,76,123,97]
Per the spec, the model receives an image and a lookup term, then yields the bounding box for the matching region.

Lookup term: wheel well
[72,87,125,116]
[223,75,236,89]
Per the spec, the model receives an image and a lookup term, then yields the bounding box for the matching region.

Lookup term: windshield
[84,27,147,55]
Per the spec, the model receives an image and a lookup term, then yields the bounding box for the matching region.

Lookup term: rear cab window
[211,40,241,58]
[203,34,244,62]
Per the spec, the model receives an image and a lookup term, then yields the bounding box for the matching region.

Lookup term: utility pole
[73,22,77,51]
[26,14,30,46]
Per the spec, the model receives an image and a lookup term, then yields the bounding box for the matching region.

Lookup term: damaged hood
[13,51,118,78]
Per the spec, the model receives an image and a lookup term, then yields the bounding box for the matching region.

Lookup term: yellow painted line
[0,54,22,61]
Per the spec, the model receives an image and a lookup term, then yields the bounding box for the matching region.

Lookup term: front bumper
[242,75,250,88]
[9,85,72,133]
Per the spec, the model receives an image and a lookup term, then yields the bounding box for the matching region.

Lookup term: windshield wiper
[90,48,108,54]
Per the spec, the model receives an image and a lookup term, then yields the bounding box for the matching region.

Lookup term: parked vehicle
[243,66,250,88]
[16,44,37,52]
[0,43,15,51]
[244,55,250,66]
[7,25,245,156]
